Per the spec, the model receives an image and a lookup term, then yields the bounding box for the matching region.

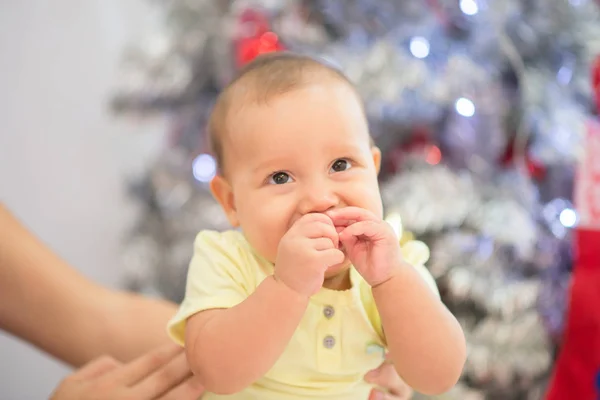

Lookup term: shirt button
[323,305,335,319]
[323,335,336,349]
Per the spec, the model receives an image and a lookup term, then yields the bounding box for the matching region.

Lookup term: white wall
[0,1,165,398]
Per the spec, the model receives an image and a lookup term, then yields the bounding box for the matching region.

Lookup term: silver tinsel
[112,0,233,112]
[466,197,538,259]
[121,149,229,301]
[381,165,480,235]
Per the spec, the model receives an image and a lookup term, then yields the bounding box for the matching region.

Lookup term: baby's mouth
[334,226,343,249]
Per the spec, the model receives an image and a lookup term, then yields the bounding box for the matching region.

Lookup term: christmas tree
[111,1,600,398]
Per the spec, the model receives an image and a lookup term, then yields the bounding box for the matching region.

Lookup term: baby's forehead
[211,57,367,172]
[233,80,360,122]
[231,71,353,105]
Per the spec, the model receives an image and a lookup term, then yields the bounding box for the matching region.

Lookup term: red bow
[234,9,285,68]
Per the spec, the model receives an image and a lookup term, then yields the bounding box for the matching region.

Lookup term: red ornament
[500,137,547,180]
[236,31,285,67]
[592,55,600,114]
[383,128,440,174]
[234,9,286,68]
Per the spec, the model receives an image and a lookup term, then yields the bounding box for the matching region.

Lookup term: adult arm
[0,203,177,366]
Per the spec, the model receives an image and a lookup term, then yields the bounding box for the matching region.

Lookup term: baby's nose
[298,186,339,215]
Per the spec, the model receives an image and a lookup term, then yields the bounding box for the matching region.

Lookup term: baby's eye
[268,172,293,185]
[330,159,351,173]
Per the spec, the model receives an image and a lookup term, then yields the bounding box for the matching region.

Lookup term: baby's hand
[326,207,402,288]
[274,213,345,297]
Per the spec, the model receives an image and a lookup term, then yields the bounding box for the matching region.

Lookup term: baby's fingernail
[372,391,384,400]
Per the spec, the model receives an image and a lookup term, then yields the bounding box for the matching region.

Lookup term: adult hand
[365,356,413,400]
[50,344,204,400]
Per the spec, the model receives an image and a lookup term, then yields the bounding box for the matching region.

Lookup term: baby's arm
[183,213,343,394]
[326,207,465,395]
[185,275,307,394]
[372,264,466,395]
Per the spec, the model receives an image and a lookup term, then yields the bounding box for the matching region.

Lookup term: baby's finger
[339,220,382,241]
[296,212,334,227]
[319,248,346,268]
[365,360,411,398]
[326,207,378,227]
[312,237,337,251]
[302,220,339,247]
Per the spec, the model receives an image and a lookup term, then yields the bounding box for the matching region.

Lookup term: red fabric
[546,120,600,399]
[593,56,600,114]
[545,229,600,400]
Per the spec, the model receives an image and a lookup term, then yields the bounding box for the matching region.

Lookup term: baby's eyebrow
[252,157,291,174]
[326,143,367,155]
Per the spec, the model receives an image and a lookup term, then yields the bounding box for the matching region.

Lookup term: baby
[167,52,466,399]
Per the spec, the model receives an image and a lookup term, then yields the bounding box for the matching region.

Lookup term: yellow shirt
[168,230,438,400]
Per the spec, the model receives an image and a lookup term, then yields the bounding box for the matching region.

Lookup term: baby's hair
[207,52,367,173]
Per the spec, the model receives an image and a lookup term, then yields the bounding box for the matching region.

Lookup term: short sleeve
[401,239,440,299]
[167,230,253,346]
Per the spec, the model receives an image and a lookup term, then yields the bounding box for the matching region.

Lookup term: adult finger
[69,355,121,381]
[158,376,205,400]
[127,351,192,399]
[107,344,182,386]
[368,388,413,400]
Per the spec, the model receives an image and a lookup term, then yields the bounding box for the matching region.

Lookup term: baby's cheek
[352,188,383,217]
[266,235,284,262]
[258,224,290,262]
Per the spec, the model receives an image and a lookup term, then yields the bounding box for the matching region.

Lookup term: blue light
[559,208,578,228]
[192,154,217,182]
[557,66,573,85]
[455,97,475,117]
[460,0,479,15]
[409,37,430,59]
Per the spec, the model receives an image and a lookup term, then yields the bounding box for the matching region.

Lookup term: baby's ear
[371,146,382,175]
[210,175,239,227]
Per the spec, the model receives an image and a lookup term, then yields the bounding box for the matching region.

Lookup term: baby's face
[215,82,383,274]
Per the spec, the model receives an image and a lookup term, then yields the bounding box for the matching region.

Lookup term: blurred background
[2,0,600,398]
[0,1,166,398]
